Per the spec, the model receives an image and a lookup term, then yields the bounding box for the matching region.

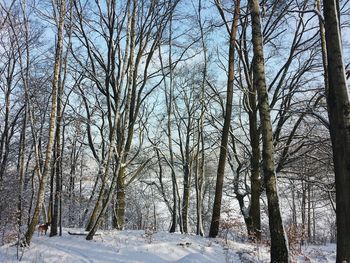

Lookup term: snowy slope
[0,229,236,263]
[0,229,336,262]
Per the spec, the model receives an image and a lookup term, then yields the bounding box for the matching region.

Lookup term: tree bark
[24,0,65,246]
[209,0,240,238]
[248,83,261,240]
[116,167,126,230]
[249,0,289,261]
[195,0,206,237]
[163,12,178,233]
[322,0,350,261]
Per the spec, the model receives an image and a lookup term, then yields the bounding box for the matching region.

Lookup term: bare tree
[249,0,289,260]
[23,0,66,246]
[209,0,240,238]
[323,0,350,260]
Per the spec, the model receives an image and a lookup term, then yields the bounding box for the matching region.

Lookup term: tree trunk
[301,180,306,246]
[323,0,350,260]
[291,182,297,226]
[316,0,329,94]
[248,86,261,240]
[181,170,190,234]
[161,12,179,233]
[249,0,289,260]
[116,167,126,230]
[85,169,105,231]
[195,0,206,237]
[195,123,205,236]
[23,0,65,246]
[17,104,27,245]
[307,183,311,243]
[181,135,191,233]
[50,93,62,236]
[209,0,240,238]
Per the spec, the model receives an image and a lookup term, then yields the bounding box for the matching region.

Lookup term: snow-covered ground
[0,229,336,262]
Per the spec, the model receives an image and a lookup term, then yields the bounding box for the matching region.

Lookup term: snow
[0,229,336,262]
[296,244,336,262]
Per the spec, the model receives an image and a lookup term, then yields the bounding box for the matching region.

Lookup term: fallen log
[68,231,101,236]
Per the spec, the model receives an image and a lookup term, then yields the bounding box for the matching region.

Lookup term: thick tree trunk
[116,167,126,230]
[249,0,289,261]
[209,0,240,238]
[322,0,350,261]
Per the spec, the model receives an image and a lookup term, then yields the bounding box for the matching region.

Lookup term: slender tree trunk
[86,0,137,240]
[16,2,29,246]
[195,0,206,237]
[27,170,35,228]
[301,180,306,246]
[323,0,350,260]
[85,135,120,238]
[83,168,101,228]
[307,183,311,243]
[316,0,329,94]
[50,85,63,236]
[181,136,191,233]
[195,123,205,236]
[23,0,65,246]
[181,172,190,233]
[168,125,178,233]
[209,0,240,238]
[249,0,289,260]
[17,105,27,250]
[0,89,11,183]
[312,196,316,243]
[51,2,71,233]
[49,150,56,224]
[291,182,297,226]
[163,13,178,233]
[85,175,103,231]
[154,149,174,220]
[86,144,120,240]
[68,140,77,227]
[248,87,261,240]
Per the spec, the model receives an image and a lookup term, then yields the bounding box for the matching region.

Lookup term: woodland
[0,0,349,262]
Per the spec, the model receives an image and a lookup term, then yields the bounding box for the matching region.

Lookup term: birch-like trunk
[24,0,65,246]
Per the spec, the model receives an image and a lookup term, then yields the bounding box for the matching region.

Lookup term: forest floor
[0,228,336,262]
